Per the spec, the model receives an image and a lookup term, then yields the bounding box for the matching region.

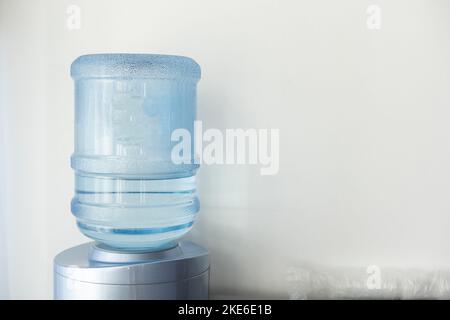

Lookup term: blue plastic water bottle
[70,54,201,251]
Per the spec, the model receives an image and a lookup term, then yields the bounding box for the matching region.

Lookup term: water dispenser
[54,54,209,300]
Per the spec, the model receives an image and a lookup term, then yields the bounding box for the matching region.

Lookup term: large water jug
[70,54,200,251]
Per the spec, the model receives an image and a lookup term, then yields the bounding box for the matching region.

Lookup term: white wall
[1,0,450,299]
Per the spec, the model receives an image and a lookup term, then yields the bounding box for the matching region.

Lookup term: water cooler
[54,54,209,299]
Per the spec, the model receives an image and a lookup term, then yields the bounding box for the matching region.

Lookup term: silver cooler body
[54,241,209,300]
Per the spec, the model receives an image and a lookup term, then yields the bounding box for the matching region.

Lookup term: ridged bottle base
[72,174,199,251]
